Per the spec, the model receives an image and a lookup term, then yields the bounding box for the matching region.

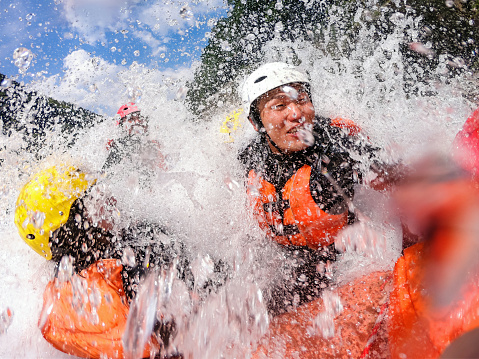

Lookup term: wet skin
[257,83,315,154]
[120,112,148,135]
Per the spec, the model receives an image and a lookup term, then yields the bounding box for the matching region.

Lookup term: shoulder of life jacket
[39,258,155,359]
[247,164,347,249]
[330,117,361,136]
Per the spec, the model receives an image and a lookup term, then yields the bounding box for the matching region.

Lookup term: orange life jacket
[330,117,362,136]
[387,177,479,358]
[40,258,155,359]
[247,164,348,249]
[246,117,360,249]
[387,242,479,358]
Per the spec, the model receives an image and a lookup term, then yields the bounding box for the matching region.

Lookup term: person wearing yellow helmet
[14,164,112,266]
[14,164,202,358]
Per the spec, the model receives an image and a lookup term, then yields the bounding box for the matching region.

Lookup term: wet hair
[249,98,262,130]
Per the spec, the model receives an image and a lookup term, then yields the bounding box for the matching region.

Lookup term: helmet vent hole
[26,234,35,240]
[254,76,267,83]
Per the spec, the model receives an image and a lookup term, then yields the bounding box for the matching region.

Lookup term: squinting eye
[271,104,284,110]
[297,94,309,103]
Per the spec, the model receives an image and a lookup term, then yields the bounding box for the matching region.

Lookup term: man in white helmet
[239,62,400,314]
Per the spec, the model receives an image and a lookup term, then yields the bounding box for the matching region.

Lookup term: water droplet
[0,308,13,334]
[122,247,136,267]
[89,286,102,308]
[191,255,215,288]
[445,0,454,7]
[220,40,231,52]
[275,1,283,10]
[449,57,466,68]
[13,47,33,71]
[224,176,240,194]
[26,13,34,21]
[207,18,217,27]
[31,211,46,229]
[1,78,12,88]
[389,12,405,25]
[127,87,142,101]
[297,124,315,146]
[57,256,74,283]
[175,86,187,101]
[274,21,284,32]
[247,185,260,197]
[89,84,98,93]
[282,85,299,100]
[180,5,193,20]
[123,270,158,358]
[408,42,435,59]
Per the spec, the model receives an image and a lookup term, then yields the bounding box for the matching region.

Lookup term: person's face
[120,112,148,135]
[257,83,315,154]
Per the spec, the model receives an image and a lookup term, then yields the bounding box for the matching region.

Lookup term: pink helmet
[117,103,139,119]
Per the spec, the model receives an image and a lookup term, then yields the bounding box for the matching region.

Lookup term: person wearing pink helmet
[104,102,166,172]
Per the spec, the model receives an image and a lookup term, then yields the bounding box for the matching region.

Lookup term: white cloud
[60,0,226,44]
[61,0,139,43]
[132,30,167,57]
[29,50,195,115]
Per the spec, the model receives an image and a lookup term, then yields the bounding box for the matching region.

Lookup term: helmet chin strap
[260,127,286,155]
[249,114,287,155]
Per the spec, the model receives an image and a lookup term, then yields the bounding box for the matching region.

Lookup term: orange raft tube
[386,169,479,359]
[252,271,392,359]
[40,258,154,359]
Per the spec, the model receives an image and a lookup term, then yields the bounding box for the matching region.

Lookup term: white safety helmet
[241,62,310,127]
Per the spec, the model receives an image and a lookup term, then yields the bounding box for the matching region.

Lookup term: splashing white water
[0,2,477,358]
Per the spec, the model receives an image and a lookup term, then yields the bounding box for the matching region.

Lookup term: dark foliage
[186,0,479,115]
[0,73,104,157]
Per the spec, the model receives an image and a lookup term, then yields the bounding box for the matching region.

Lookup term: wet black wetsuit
[50,198,192,300]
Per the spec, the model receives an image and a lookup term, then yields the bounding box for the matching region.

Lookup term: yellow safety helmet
[220,108,244,143]
[14,165,95,260]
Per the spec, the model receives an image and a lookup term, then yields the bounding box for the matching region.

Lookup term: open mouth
[287,126,303,134]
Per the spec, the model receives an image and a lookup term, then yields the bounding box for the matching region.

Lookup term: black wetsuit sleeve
[102,141,122,171]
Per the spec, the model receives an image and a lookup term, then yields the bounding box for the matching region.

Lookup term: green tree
[185,0,333,115]
[186,0,479,115]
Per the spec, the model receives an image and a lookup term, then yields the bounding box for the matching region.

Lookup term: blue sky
[0,0,228,114]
